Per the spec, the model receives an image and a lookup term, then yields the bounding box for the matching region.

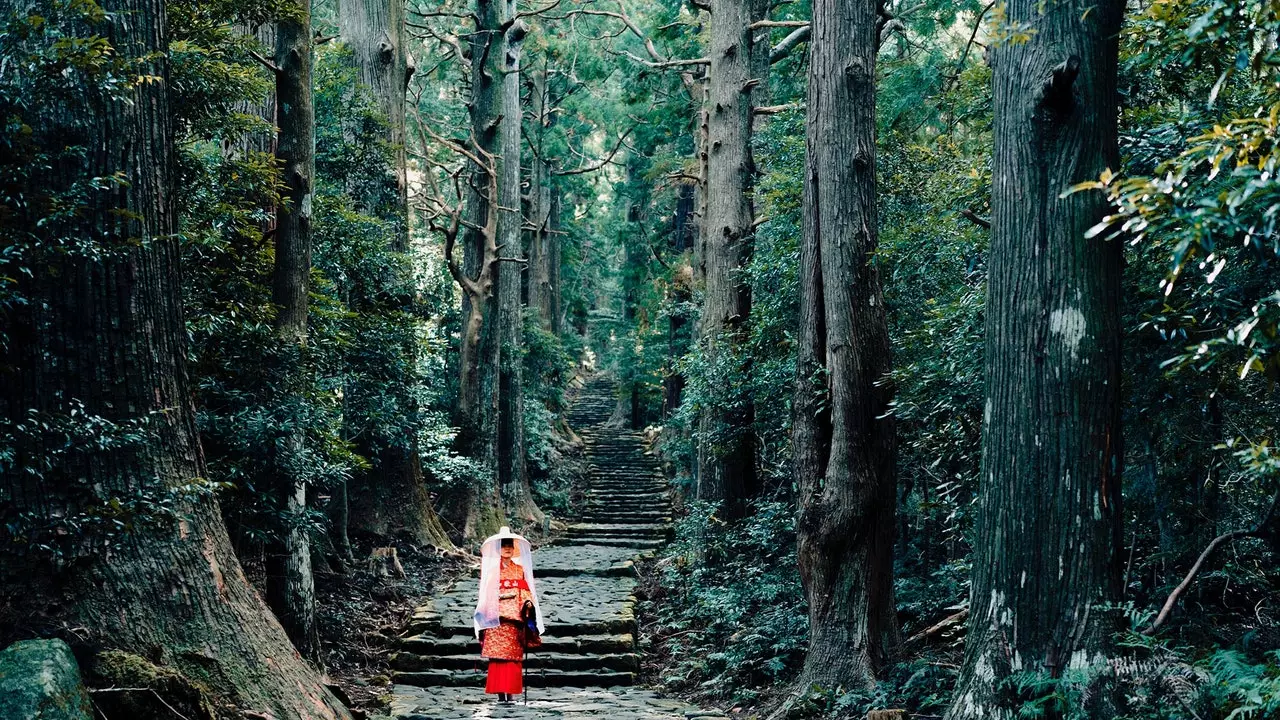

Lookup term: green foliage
[523,313,577,511]
[0,1,235,556]
[640,500,807,704]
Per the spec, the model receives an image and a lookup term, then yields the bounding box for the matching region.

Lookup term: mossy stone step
[565,524,671,539]
[577,511,672,520]
[392,651,640,673]
[397,633,635,656]
[393,669,636,688]
[414,617,638,639]
[559,537,666,549]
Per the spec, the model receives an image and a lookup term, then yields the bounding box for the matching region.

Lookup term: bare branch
[959,208,991,230]
[554,124,639,176]
[769,25,810,64]
[517,0,563,20]
[750,19,808,28]
[1143,489,1280,634]
[754,103,802,115]
[248,49,281,75]
[942,2,995,93]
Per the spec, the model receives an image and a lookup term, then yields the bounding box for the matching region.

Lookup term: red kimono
[481,558,533,694]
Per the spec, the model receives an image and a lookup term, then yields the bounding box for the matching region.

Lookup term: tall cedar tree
[338,0,454,549]
[456,0,542,538]
[945,1,1126,717]
[697,0,760,517]
[264,4,320,658]
[791,0,902,690]
[495,12,541,526]
[0,2,350,716]
[527,61,558,333]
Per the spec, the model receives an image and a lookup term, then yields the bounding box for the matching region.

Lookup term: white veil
[473,526,545,637]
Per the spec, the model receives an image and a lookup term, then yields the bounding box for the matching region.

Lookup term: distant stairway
[390,374,672,688]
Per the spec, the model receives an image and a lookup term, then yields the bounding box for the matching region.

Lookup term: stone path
[390,376,724,719]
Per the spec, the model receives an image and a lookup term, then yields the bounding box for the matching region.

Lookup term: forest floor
[314,540,468,716]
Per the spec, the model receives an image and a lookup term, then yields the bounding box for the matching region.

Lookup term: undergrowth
[636,499,807,707]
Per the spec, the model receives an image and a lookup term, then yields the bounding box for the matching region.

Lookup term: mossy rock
[0,638,93,720]
[88,650,219,720]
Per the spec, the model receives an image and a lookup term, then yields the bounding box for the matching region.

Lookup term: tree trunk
[697,0,760,518]
[944,2,1125,718]
[457,0,515,540]
[664,184,695,418]
[495,17,543,526]
[549,189,564,336]
[791,0,901,691]
[0,4,349,717]
[266,6,321,660]
[339,0,454,550]
[527,62,557,332]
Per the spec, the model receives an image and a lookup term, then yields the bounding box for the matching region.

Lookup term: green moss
[89,651,220,720]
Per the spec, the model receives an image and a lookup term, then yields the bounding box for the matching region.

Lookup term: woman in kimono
[473,526,544,701]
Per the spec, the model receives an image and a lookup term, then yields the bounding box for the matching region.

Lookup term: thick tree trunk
[0,4,349,717]
[339,0,410,225]
[791,0,901,691]
[339,0,454,550]
[495,18,543,526]
[266,7,321,660]
[527,64,557,332]
[457,0,520,539]
[697,0,760,518]
[944,2,1125,718]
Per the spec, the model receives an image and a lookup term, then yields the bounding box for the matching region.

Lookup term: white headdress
[473,526,545,637]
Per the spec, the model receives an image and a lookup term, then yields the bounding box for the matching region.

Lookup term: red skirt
[485,660,523,694]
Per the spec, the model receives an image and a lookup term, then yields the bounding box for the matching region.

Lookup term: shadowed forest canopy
[2,0,1280,719]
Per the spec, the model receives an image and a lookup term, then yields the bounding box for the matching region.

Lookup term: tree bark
[339,0,454,550]
[457,0,519,539]
[527,61,557,332]
[697,0,762,518]
[265,6,321,660]
[664,184,695,418]
[791,0,901,691]
[549,188,564,336]
[495,17,543,526]
[945,2,1125,718]
[0,3,349,717]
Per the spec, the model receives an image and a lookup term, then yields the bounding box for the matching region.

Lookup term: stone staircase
[390,374,672,690]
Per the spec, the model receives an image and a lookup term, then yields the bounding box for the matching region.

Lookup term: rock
[88,650,217,720]
[866,711,908,720]
[0,638,93,720]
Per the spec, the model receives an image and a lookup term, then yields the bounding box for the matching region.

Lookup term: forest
[2,0,1280,718]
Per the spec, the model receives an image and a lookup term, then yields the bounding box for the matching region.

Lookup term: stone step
[565,524,671,539]
[580,509,672,518]
[392,652,640,673]
[586,491,668,500]
[415,617,637,639]
[581,504,672,514]
[584,487,668,496]
[582,501,671,511]
[398,633,635,656]
[584,492,670,500]
[586,485,668,494]
[559,537,666,549]
[393,669,636,688]
[577,514,672,524]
